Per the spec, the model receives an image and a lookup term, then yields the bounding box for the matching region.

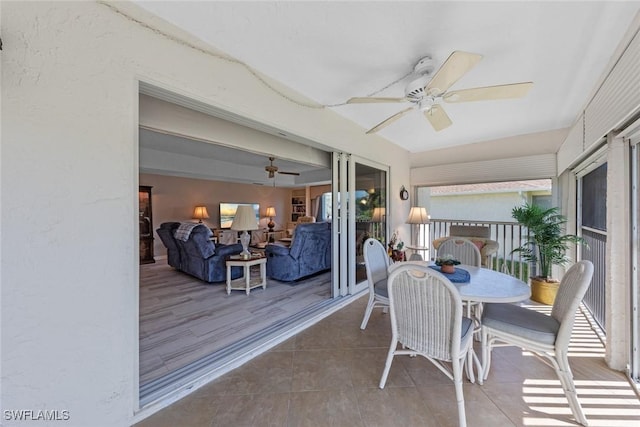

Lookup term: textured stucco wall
[2,2,409,425]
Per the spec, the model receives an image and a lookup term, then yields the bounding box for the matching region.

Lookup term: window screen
[581,163,607,231]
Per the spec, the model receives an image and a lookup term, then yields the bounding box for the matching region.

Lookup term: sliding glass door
[332,153,388,296]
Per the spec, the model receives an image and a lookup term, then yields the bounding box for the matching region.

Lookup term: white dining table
[451,264,530,304]
[390,262,530,384]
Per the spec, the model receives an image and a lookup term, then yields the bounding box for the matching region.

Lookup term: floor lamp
[406,207,430,259]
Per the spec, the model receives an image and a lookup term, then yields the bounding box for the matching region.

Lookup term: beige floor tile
[135,303,640,427]
[418,383,516,427]
[134,394,219,427]
[291,349,354,391]
[480,380,579,426]
[348,348,414,389]
[210,392,290,427]
[287,389,364,427]
[356,386,440,427]
[294,321,343,350]
[401,355,460,386]
[197,351,294,396]
[270,336,297,352]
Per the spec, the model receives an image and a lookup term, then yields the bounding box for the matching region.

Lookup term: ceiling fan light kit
[348,51,533,133]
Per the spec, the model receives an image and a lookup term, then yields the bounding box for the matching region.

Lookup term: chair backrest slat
[388,265,463,362]
[437,237,481,267]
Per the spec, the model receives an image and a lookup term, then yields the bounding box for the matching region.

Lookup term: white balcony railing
[416,219,530,282]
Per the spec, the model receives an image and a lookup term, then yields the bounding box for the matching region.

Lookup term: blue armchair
[156,222,181,269]
[266,222,331,282]
[156,222,243,283]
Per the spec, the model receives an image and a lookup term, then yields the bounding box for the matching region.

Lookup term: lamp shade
[371,207,385,222]
[406,206,430,224]
[265,206,276,218]
[230,205,259,231]
[192,206,210,221]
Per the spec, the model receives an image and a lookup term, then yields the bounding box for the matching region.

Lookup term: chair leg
[481,329,492,381]
[555,352,588,426]
[453,355,468,427]
[360,295,375,330]
[379,338,397,389]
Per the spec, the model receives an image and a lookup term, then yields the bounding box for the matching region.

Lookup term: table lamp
[265,206,276,232]
[231,205,259,259]
[371,207,385,240]
[406,206,430,247]
[192,206,209,223]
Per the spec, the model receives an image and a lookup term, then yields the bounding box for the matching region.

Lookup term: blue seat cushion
[460,317,473,341]
[482,303,559,345]
[374,278,388,298]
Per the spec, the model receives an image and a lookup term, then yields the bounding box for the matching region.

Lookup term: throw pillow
[471,239,485,252]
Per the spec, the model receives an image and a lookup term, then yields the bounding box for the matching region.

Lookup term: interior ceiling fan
[347,51,533,133]
[265,156,300,178]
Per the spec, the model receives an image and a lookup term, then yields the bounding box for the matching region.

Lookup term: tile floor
[135,296,640,427]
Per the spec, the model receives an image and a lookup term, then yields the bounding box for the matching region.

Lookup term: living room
[138,115,342,393]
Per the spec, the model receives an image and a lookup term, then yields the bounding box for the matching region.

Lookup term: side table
[225,255,267,295]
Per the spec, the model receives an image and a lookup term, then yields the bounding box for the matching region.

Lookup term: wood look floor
[140,261,331,384]
[136,296,640,427]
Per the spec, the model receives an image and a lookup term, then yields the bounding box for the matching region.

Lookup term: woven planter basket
[530,277,560,305]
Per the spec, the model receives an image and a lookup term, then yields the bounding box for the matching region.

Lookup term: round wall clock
[399,186,409,200]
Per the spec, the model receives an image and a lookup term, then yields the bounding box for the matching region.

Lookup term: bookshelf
[290,188,306,222]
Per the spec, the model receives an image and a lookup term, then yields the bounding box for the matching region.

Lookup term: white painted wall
[2,2,410,425]
[139,173,292,257]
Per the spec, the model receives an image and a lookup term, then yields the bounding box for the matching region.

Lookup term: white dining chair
[437,237,481,267]
[360,238,390,330]
[481,260,594,426]
[438,237,483,338]
[380,263,474,427]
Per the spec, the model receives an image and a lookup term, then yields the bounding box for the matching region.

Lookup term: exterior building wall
[430,192,527,222]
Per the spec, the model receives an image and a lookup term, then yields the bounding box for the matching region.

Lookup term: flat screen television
[219,202,260,229]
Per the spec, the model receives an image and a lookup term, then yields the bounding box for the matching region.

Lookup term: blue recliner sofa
[156,222,243,283]
[266,222,331,282]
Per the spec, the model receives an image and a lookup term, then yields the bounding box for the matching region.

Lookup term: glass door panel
[331,153,389,296]
[354,162,387,287]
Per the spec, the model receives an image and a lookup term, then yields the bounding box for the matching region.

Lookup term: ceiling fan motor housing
[405,74,431,101]
[405,56,435,101]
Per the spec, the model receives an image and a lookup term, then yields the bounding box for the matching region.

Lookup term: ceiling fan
[347,51,533,133]
[265,156,300,178]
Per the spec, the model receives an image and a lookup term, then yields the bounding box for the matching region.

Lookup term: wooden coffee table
[225,255,267,295]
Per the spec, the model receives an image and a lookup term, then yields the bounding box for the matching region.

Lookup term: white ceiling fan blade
[424,105,452,132]
[366,107,414,134]
[444,82,534,103]
[347,97,407,104]
[426,51,483,95]
[278,171,300,176]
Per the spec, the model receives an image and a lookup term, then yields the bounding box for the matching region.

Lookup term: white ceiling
[139,128,331,186]
[133,1,640,156]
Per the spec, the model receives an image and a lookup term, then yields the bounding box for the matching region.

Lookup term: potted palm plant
[511,203,585,305]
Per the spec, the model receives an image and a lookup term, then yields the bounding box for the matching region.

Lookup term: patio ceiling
[133,1,640,164]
